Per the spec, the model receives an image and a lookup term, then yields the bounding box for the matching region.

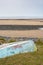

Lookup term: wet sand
[0,25,43,30]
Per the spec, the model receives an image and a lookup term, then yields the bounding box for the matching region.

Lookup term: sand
[0,30,43,38]
[0,19,43,25]
[0,19,43,38]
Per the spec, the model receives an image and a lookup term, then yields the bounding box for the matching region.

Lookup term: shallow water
[0,40,37,58]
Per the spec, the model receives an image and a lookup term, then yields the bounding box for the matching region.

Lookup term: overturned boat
[0,40,37,58]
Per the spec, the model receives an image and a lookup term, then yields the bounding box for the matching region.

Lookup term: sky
[0,0,43,19]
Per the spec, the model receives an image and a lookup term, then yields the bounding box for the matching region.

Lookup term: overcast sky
[0,0,43,19]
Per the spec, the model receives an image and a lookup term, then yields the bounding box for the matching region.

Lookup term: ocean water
[0,40,37,58]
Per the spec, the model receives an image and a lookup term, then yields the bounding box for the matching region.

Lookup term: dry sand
[0,30,43,38]
[0,19,43,25]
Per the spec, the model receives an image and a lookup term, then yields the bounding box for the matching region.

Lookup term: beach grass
[0,39,43,65]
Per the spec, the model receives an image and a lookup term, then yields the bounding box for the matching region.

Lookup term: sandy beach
[0,19,43,25]
[0,30,43,38]
[0,19,43,38]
